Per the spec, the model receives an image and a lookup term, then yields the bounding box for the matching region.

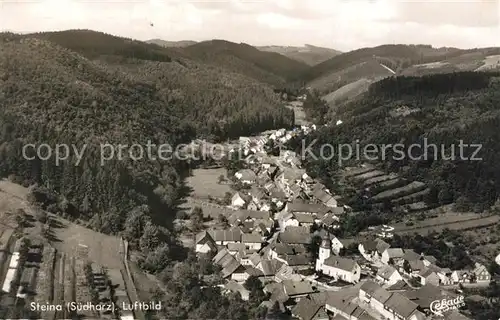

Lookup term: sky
[0,0,499,51]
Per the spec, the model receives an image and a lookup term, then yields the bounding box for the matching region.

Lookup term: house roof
[408,259,426,271]
[419,267,438,278]
[361,238,390,253]
[291,298,322,320]
[282,280,315,297]
[360,281,391,303]
[387,280,410,291]
[278,230,311,245]
[249,187,267,200]
[283,254,310,266]
[228,210,270,224]
[445,310,472,320]
[321,212,340,226]
[287,201,329,214]
[258,259,285,276]
[402,249,421,261]
[195,231,216,246]
[208,228,242,242]
[227,242,246,252]
[294,213,315,224]
[323,256,358,272]
[423,255,438,264]
[242,233,262,244]
[377,266,398,280]
[313,189,334,204]
[384,292,418,318]
[212,248,241,278]
[404,283,456,309]
[384,248,405,259]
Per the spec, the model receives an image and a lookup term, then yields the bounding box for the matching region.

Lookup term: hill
[301,44,500,108]
[146,39,198,48]
[183,39,309,86]
[0,33,293,232]
[296,71,500,212]
[257,44,341,66]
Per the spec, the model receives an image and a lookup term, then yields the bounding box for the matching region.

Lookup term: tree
[217,214,229,229]
[139,222,162,252]
[217,174,226,184]
[190,207,204,233]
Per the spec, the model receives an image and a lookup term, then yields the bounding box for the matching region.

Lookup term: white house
[376,266,403,286]
[473,263,492,283]
[241,233,263,251]
[231,192,248,208]
[381,248,405,265]
[315,236,360,284]
[358,238,390,262]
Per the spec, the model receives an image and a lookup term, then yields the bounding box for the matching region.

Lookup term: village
[189,103,493,320]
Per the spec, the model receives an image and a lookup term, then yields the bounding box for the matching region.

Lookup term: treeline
[293,71,500,211]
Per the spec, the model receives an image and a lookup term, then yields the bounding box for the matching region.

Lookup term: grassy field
[372,181,426,201]
[394,212,500,235]
[186,168,231,199]
[51,217,123,269]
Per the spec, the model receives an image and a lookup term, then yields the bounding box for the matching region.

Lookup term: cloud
[0,0,498,51]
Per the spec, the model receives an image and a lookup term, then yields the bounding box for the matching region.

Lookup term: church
[315,235,361,284]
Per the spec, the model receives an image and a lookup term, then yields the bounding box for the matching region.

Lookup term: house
[312,188,337,208]
[213,248,242,278]
[451,270,472,284]
[231,265,250,282]
[421,255,437,267]
[330,236,345,255]
[472,263,491,283]
[381,248,405,265]
[234,169,257,185]
[293,213,315,228]
[417,268,440,286]
[376,266,403,286]
[358,238,390,261]
[404,259,426,276]
[326,288,374,320]
[359,281,425,320]
[231,192,249,208]
[291,297,329,320]
[276,168,304,187]
[195,231,217,254]
[278,229,311,245]
[316,236,360,283]
[241,233,263,251]
[318,212,340,230]
[282,280,316,301]
[207,228,242,245]
[286,201,330,216]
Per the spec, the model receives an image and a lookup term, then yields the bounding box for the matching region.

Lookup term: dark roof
[291,298,322,320]
[294,213,315,223]
[282,280,315,296]
[287,201,330,214]
[377,266,398,280]
[283,254,311,266]
[242,233,263,244]
[388,280,410,291]
[384,292,418,318]
[402,249,421,261]
[212,249,241,278]
[278,230,311,244]
[323,256,358,272]
[208,228,242,242]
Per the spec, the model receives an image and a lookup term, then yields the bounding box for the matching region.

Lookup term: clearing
[186,168,231,199]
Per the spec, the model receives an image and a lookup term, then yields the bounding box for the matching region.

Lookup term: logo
[430,296,466,317]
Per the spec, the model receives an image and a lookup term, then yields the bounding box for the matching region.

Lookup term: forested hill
[299,72,500,211]
[0,34,293,234]
[183,39,309,86]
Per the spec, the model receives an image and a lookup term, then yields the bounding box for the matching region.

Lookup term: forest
[295,72,500,211]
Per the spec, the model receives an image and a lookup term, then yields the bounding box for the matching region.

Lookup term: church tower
[315,234,332,272]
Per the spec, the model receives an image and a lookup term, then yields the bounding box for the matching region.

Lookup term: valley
[0,28,499,320]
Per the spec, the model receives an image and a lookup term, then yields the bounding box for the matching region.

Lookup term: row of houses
[358,238,492,287]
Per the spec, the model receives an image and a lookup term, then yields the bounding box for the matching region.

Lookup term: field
[186,168,231,199]
[50,217,123,269]
[371,181,426,201]
[393,212,500,235]
[476,55,500,71]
